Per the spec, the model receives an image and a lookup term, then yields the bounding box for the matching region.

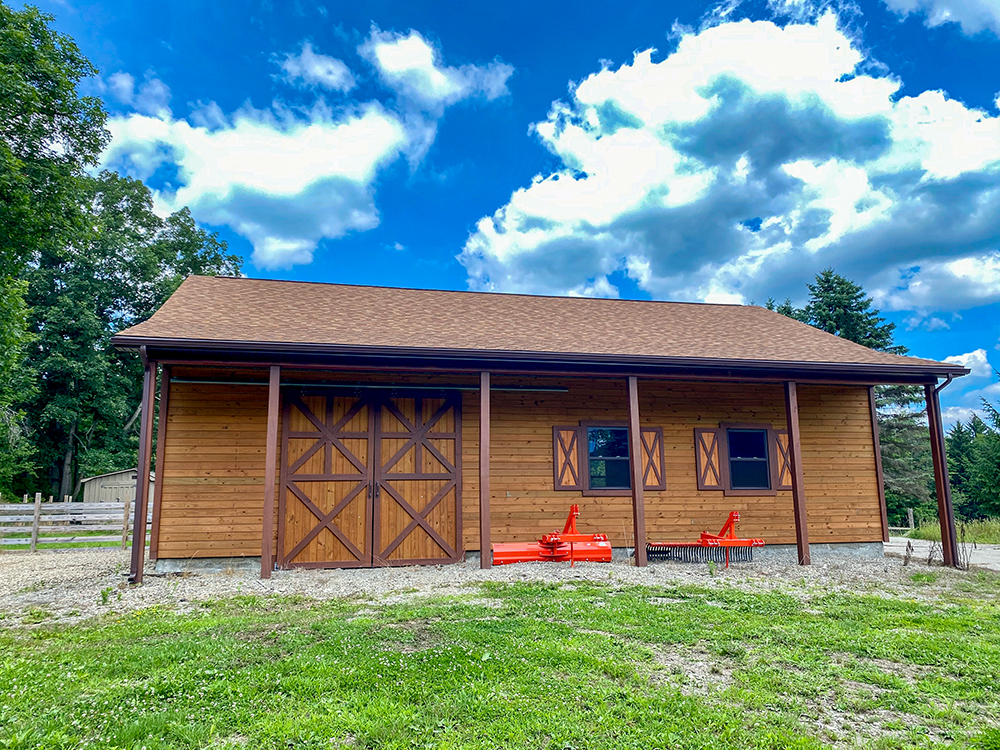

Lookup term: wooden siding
[155,370,882,559]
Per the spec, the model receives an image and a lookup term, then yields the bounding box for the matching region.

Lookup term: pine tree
[768,269,934,524]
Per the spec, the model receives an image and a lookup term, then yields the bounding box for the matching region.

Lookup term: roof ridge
[190,274,748,309]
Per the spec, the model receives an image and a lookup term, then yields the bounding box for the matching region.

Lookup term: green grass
[3,579,1000,749]
[908,518,1000,545]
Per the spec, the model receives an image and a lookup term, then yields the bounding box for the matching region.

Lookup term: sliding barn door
[278,391,374,568]
[374,396,462,566]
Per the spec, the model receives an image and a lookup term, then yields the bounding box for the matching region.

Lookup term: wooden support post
[784,381,811,565]
[121,497,132,550]
[868,387,890,543]
[261,365,281,579]
[479,371,492,569]
[30,493,41,553]
[925,383,959,568]
[626,376,647,567]
[128,351,156,584]
[148,364,171,561]
[907,508,915,530]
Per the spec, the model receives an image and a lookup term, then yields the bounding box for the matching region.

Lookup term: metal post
[128,350,156,584]
[925,383,959,567]
[784,381,811,565]
[626,376,647,567]
[479,371,491,569]
[261,365,281,579]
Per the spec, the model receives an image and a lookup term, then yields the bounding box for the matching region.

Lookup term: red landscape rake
[492,505,613,566]
[646,511,765,568]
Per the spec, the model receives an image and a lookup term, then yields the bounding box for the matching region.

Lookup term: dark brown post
[148,364,171,561]
[868,387,889,544]
[261,365,281,579]
[627,376,647,567]
[479,371,491,569]
[925,383,959,567]
[784,381,811,565]
[128,349,156,584]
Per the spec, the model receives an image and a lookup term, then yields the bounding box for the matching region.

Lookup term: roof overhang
[111,335,970,385]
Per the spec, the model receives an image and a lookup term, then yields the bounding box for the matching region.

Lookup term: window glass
[588,427,630,489]
[727,429,770,490]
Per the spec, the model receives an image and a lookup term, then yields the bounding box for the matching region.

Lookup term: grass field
[2,576,1000,750]
[907,518,1000,545]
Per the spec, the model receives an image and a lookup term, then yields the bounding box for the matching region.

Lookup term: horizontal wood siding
[156,370,881,559]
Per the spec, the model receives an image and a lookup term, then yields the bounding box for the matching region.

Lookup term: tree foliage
[948,377,1000,519]
[1,6,242,499]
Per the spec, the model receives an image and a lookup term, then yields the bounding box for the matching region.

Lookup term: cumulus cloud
[360,28,512,113]
[278,42,356,92]
[944,348,993,377]
[883,0,1000,36]
[459,13,1000,310]
[100,30,511,269]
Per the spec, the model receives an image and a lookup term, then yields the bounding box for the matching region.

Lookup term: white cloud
[360,28,512,112]
[874,252,1000,311]
[278,42,356,92]
[459,12,1000,309]
[100,31,512,269]
[944,348,993,377]
[883,0,1000,36]
[942,405,978,425]
[108,72,135,104]
[103,102,406,268]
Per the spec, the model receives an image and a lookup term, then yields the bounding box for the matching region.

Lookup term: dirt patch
[383,620,441,653]
[649,643,733,695]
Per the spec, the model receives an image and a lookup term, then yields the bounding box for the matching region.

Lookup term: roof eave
[110,334,970,381]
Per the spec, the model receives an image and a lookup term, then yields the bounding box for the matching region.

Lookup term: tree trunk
[58,422,76,500]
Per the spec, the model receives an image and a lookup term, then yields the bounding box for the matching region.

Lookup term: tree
[768,269,934,523]
[19,171,241,499]
[964,378,1000,518]
[1,3,110,491]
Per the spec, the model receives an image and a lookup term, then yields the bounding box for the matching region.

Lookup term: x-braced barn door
[278,391,374,568]
[374,395,462,566]
[277,390,462,569]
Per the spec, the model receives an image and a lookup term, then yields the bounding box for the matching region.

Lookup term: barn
[112,276,968,583]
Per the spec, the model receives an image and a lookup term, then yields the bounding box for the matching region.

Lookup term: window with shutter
[695,424,791,496]
[553,423,667,493]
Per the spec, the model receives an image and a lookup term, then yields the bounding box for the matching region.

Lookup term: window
[694,423,791,496]
[553,423,665,493]
[587,427,630,490]
[726,429,770,490]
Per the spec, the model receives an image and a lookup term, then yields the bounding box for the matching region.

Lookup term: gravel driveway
[0,547,994,627]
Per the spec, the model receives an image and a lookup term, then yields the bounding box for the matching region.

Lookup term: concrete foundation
[154,556,261,575]
[752,541,885,562]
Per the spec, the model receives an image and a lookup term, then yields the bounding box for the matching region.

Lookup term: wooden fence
[0,493,151,551]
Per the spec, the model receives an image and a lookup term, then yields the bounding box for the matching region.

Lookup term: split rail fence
[0,493,151,552]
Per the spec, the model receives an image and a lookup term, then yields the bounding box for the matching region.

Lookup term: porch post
[784,381,811,565]
[925,383,958,567]
[128,347,156,584]
[261,365,281,579]
[148,364,171,561]
[479,371,491,569]
[626,376,647,567]
[868,387,890,544]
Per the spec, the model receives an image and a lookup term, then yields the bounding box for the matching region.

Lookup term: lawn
[908,519,1000,545]
[2,576,1000,750]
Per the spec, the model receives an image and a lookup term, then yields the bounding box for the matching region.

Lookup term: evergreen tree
[768,269,934,524]
[966,380,1000,518]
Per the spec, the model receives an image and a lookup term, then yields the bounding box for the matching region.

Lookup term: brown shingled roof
[112,275,965,377]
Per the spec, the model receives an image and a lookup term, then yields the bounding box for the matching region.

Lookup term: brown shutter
[553,425,584,490]
[773,429,793,490]
[694,428,725,490]
[640,427,666,491]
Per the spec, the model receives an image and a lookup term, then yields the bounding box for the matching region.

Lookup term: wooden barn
[112,276,968,583]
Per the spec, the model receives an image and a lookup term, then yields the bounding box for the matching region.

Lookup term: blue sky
[33,0,1000,421]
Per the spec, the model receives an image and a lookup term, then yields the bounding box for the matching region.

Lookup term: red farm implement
[492,505,612,566]
[646,511,765,567]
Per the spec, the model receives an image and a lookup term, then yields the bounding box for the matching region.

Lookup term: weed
[15,579,46,594]
[99,587,112,605]
[20,607,51,624]
[910,572,938,583]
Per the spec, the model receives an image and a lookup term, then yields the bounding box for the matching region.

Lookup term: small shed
[80,470,154,504]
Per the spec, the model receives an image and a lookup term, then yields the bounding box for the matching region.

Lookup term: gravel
[0,547,994,627]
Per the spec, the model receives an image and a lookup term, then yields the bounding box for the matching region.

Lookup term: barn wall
[154,370,882,559]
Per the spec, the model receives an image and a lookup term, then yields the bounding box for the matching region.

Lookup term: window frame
[580,420,631,496]
[719,422,779,497]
